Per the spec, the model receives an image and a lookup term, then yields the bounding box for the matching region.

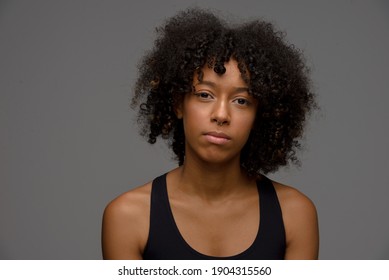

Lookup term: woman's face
[176,59,258,165]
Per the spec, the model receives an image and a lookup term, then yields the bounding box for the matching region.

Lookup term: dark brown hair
[131,8,316,175]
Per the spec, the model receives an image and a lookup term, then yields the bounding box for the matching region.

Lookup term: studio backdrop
[1,0,388,259]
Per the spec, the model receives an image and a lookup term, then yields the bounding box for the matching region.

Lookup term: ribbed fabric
[143,173,285,260]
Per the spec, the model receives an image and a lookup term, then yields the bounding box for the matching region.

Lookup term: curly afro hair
[131,8,316,175]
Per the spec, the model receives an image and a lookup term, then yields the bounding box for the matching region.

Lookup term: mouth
[203,131,231,145]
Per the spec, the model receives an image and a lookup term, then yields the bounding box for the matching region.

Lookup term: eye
[194,92,213,99]
[234,98,251,106]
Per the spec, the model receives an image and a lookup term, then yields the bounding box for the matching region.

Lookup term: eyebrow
[194,80,249,93]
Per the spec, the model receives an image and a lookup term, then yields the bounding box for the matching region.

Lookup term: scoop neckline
[162,173,262,259]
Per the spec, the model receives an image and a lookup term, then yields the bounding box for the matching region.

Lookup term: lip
[203,131,231,145]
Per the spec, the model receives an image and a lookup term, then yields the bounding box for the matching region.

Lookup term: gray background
[1,0,388,259]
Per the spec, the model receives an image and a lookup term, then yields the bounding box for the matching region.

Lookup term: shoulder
[101,181,152,259]
[272,181,317,218]
[271,180,319,259]
[104,182,152,218]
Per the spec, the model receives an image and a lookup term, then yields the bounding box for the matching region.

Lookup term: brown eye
[194,92,212,99]
[234,98,250,106]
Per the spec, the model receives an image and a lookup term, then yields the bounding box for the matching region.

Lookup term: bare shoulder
[271,180,319,259]
[272,181,317,216]
[101,181,152,260]
[105,182,152,218]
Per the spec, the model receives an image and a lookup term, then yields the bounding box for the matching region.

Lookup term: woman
[102,8,319,260]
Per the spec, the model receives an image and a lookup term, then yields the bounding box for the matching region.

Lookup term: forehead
[194,59,248,87]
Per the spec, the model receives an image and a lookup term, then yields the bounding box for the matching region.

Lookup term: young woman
[102,8,319,260]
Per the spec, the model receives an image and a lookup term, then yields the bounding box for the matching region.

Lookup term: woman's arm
[275,183,319,259]
[101,184,151,260]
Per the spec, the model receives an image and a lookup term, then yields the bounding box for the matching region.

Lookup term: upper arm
[101,186,150,260]
[275,184,319,260]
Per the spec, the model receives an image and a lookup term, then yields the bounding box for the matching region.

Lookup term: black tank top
[142,173,286,259]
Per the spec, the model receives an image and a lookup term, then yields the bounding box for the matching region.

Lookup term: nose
[211,99,230,126]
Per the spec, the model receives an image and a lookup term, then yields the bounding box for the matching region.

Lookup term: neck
[174,155,253,201]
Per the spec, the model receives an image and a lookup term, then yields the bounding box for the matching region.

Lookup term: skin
[102,59,319,260]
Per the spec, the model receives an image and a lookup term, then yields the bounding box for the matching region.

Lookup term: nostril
[211,118,230,126]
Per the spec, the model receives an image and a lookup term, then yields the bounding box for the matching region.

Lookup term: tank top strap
[143,173,198,259]
[251,176,286,259]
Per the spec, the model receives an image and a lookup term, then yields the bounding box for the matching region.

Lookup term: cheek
[236,111,257,130]
[182,102,209,124]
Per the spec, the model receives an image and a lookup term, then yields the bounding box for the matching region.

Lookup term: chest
[169,194,260,257]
